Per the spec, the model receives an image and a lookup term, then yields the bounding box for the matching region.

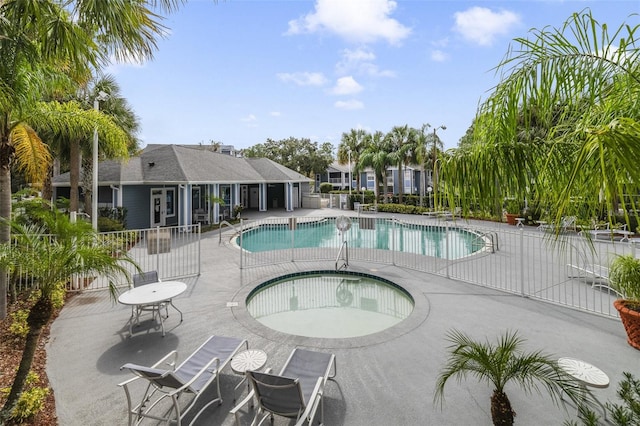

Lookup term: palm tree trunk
[0,297,53,420]
[490,390,515,426]
[0,136,12,320]
[69,139,80,212]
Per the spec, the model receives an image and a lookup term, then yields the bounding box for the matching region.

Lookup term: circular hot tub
[246,270,414,338]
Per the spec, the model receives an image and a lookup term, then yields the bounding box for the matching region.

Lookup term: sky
[109,0,640,152]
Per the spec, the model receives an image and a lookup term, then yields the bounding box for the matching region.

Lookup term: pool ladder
[335,240,349,270]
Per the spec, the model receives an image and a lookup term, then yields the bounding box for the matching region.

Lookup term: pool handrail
[335,240,349,271]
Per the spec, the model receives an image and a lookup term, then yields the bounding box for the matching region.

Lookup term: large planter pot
[614,299,640,350]
[505,213,518,226]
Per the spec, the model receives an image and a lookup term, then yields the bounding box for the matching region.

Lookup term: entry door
[240,185,248,208]
[151,190,165,227]
[250,187,259,209]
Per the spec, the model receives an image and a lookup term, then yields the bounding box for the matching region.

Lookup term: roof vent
[148,161,155,167]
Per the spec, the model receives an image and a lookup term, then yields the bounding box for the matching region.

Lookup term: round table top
[231,349,268,374]
[118,281,187,305]
[558,357,610,388]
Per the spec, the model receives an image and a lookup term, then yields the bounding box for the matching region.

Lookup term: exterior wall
[122,186,151,229]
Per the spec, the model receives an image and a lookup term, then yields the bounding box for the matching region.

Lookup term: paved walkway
[46,208,639,425]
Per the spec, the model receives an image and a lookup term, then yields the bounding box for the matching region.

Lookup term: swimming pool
[246,270,414,338]
[239,217,484,259]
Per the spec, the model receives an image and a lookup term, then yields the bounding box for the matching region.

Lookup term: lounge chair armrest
[151,350,179,370]
[295,377,325,426]
[229,389,255,424]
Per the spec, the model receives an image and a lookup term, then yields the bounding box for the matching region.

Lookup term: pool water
[246,271,414,338]
[240,218,481,259]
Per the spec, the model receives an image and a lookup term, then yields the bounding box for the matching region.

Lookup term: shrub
[9,309,29,338]
[98,216,124,232]
[319,183,333,193]
[10,372,49,421]
[571,372,640,425]
[10,386,49,421]
[50,282,65,309]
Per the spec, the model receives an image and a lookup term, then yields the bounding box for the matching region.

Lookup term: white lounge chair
[538,216,577,233]
[230,348,336,426]
[583,223,634,242]
[119,335,248,426]
[566,263,623,296]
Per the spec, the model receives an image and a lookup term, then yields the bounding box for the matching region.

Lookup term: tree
[434,330,591,426]
[385,125,414,204]
[441,10,640,229]
[243,137,334,178]
[0,203,138,419]
[35,95,133,213]
[0,0,178,320]
[359,131,392,203]
[337,129,368,190]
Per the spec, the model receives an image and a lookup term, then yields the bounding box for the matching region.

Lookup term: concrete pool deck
[46,208,639,425]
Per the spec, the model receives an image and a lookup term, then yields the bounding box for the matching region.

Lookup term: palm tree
[440,10,640,230]
[0,0,179,320]
[0,203,138,419]
[434,330,592,426]
[359,131,392,204]
[34,96,132,213]
[337,129,368,191]
[385,125,414,204]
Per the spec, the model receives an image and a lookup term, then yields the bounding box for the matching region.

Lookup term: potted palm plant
[434,329,588,426]
[609,255,640,350]
[504,199,522,225]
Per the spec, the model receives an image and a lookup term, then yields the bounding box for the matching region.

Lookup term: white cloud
[335,99,364,110]
[241,114,257,122]
[270,111,282,117]
[287,0,411,45]
[431,50,448,62]
[335,48,395,77]
[103,53,146,74]
[330,76,363,95]
[453,7,521,46]
[277,72,328,86]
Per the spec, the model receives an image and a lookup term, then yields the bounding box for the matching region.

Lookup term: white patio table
[118,281,186,337]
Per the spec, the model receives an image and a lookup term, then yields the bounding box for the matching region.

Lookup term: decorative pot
[505,213,518,226]
[614,299,640,351]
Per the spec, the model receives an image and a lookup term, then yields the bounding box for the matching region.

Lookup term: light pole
[431,125,446,210]
[92,91,108,231]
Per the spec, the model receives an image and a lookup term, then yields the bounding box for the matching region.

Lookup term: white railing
[8,224,201,294]
[236,216,634,318]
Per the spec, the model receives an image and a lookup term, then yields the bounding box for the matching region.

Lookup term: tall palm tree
[337,128,368,191]
[441,10,640,230]
[0,204,138,419]
[434,330,591,426]
[34,96,132,213]
[359,131,392,203]
[0,0,179,320]
[385,125,414,204]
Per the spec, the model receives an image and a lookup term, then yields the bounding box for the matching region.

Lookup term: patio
[46,209,639,425]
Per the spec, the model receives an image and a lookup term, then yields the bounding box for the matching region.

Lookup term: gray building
[52,144,311,229]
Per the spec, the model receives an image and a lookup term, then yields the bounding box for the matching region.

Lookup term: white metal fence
[9,224,201,294]
[236,216,635,318]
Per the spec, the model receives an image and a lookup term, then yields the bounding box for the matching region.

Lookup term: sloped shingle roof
[53,144,310,186]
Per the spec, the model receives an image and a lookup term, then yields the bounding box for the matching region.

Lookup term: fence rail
[9,224,201,294]
[236,216,635,318]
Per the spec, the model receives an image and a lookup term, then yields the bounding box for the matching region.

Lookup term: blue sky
[109,0,639,151]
